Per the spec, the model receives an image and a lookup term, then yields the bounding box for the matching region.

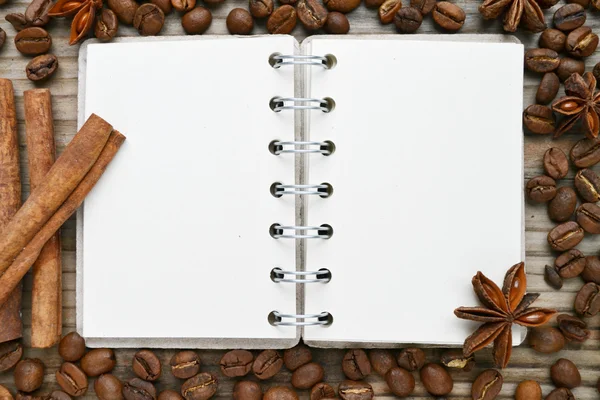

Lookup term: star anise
[552,72,600,139]
[49,0,102,45]
[454,262,556,368]
[479,0,545,32]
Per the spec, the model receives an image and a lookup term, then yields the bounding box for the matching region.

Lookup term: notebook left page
[77,36,299,348]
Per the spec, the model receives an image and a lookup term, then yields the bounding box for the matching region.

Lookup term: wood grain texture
[0,0,599,398]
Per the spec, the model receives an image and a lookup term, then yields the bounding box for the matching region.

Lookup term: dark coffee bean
[554,4,586,31]
[546,388,575,400]
[568,0,590,7]
[233,381,261,400]
[432,2,465,31]
[515,380,542,400]
[253,350,283,380]
[56,362,87,397]
[267,5,297,33]
[133,4,164,36]
[557,57,585,82]
[540,29,567,52]
[107,0,138,24]
[95,8,118,41]
[544,148,569,179]
[171,0,195,11]
[150,0,172,14]
[557,314,589,342]
[575,282,600,316]
[528,327,566,353]
[342,349,371,380]
[582,256,600,283]
[551,359,581,388]
[323,0,360,13]
[182,7,211,34]
[292,362,324,390]
[284,344,312,371]
[577,203,600,233]
[58,333,86,363]
[226,8,253,34]
[325,11,350,33]
[365,0,385,7]
[472,369,503,400]
[545,265,564,289]
[81,348,116,377]
[263,387,298,400]
[440,350,474,371]
[555,249,586,278]
[566,26,599,57]
[594,61,600,82]
[525,49,560,73]
[379,0,402,24]
[397,348,425,371]
[338,381,373,400]
[15,394,45,400]
[537,73,560,105]
[571,137,600,168]
[523,105,555,134]
[133,350,161,382]
[47,391,71,400]
[123,378,156,400]
[548,187,576,222]
[575,168,600,202]
[5,13,30,31]
[0,341,23,372]
[385,367,415,397]
[394,7,423,33]
[526,175,557,202]
[220,350,253,378]
[24,0,52,27]
[297,0,328,30]
[249,0,273,18]
[548,221,584,251]
[14,359,44,393]
[310,383,336,400]
[181,374,217,400]
[420,364,453,396]
[368,350,397,376]
[95,374,124,400]
[410,0,435,14]
[158,390,184,400]
[170,351,200,380]
[538,0,559,8]
[14,27,51,56]
[280,0,297,5]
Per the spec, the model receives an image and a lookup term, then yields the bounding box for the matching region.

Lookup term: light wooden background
[0,0,599,398]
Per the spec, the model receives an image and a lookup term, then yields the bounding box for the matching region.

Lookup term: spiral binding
[271,268,332,283]
[270,97,335,113]
[269,311,332,326]
[272,183,332,197]
[270,224,332,239]
[271,141,334,155]
[269,54,336,69]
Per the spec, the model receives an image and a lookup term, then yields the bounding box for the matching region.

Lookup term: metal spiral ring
[269,311,332,326]
[271,141,333,155]
[270,97,334,113]
[269,54,334,69]
[273,184,332,197]
[270,224,332,239]
[271,268,332,283]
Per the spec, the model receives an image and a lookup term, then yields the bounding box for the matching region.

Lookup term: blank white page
[79,36,298,345]
[304,37,524,345]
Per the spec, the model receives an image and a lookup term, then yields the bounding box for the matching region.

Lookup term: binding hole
[322,97,335,113]
[268,311,282,326]
[269,223,283,239]
[324,54,337,69]
[269,140,284,155]
[318,224,333,238]
[268,52,282,68]
[320,312,334,326]
[269,97,283,112]
[318,183,333,198]
[317,268,332,282]
[270,182,284,198]
[321,140,336,156]
[270,268,285,282]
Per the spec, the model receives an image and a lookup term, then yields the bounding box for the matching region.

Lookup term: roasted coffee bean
[14,359,44,393]
[545,265,564,289]
[297,0,328,29]
[56,362,87,397]
[554,4,586,31]
[472,369,503,400]
[523,105,555,134]
[292,362,324,390]
[14,27,51,56]
[24,0,52,27]
[379,0,402,23]
[267,5,297,33]
[548,187,577,222]
[528,327,566,353]
[526,175,557,202]
[515,380,542,400]
[151,0,172,14]
[338,381,373,400]
[568,0,590,7]
[182,7,211,34]
[540,29,567,52]
[432,2,464,31]
[226,8,253,34]
[575,169,600,202]
[181,373,217,400]
[365,0,385,7]
[525,49,560,73]
[577,203,600,233]
[537,73,560,105]
[15,394,46,400]
[325,11,350,33]
[170,351,200,380]
[342,349,371,380]
[107,0,138,24]
[557,57,585,82]
[171,0,195,11]
[95,9,118,41]
[158,390,184,400]
[410,0,435,14]
[420,364,453,396]
[582,256,600,283]
[5,14,30,31]
[249,0,273,18]
[233,381,261,400]
[538,0,560,8]
[551,359,581,388]
[134,4,164,36]
[385,367,415,397]
[123,378,156,400]
[397,348,425,371]
[58,333,86,362]
[0,341,23,372]
[95,374,124,400]
[133,350,161,382]
[310,383,336,400]
[220,350,253,378]
[546,388,575,400]
[575,282,600,316]
[0,385,12,400]
[571,137,600,167]
[548,221,584,251]
[0,30,8,51]
[558,314,589,342]
[368,350,397,376]
[47,391,70,400]
[566,26,599,57]
[555,249,586,278]
[440,350,474,371]
[81,348,116,377]
[323,0,360,13]
[253,350,283,380]
[263,387,298,400]
[394,7,423,33]
[284,344,312,371]
[544,148,569,179]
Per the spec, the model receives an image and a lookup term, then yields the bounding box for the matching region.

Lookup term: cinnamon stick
[0,79,23,344]
[0,113,113,273]
[24,89,62,348]
[0,130,126,308]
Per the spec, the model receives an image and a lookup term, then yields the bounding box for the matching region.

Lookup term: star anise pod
[454,262,556,368]
[479,0,545,32]
[552,72,600,139]
[49,0,102,45]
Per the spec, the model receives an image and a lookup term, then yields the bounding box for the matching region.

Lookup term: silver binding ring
[270,224,333,239]
[269,54,335,69]
[271,141,334,155]
[271,268,332,283]
[270,97,335,113]
[269,311,332,326]
[273,184,332,197]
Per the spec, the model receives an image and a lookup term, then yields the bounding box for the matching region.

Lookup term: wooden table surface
[0,0,599,398]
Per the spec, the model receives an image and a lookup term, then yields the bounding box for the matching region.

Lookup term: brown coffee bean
[151,0,172,14]
[220,350,253,378]
[577,203,600,233]
[249,0,273,18]
[394,7,423,33]
[379,0,401,24]
[566,26,599,57]
[368,350,397,376]
[548,221,584,251]
[253,350,283,380]
[181,373,217,400]
[81,348,116,377]
[575,169,600,202]
[226,8,253,34]
[342,349,371,380]
[310,383,335,400]
[472,369,502,400]
[555,249,586,278]
[571,137,600,168]
[365,0,385,7]
[582,256,600,283]
[171,0,195,11]
[14,27,51,56]
[540,29,567,52]
[523,105,555,134]
[284,344,312,371]
[24,0,52,27]
[594,61,600,81]
[15,394,45,400]
[297,0,328,29]
[338,381,373,400]
[558,314,589,342]
[47,391,70,400]
[263,387,298,400]
[538,0,560,8]
[410,0,435,13]
[397,348,425,371]
[267,5,297,33]
[544,148,569,179]
[551,359,581,388]
[575,282,600,316]
[420,364,453,396]
[182,7,211,34]
[6,13,30,31]
[292,363,324,390]
[233,381,261,400]
[557,57,585,82]
[432,2,465,31]
[56,362,87,397]
[133,4,164,36]
[325,11,350,33]
[159,390,183,400]
[0,385,12,400]
[123,378,156,400]
[440,350,474,371]
[323,0,360,13]
[545,265,564,289]
[527,175,557,202]
[170,351,200,380]
[525,49,560,73]
[548,187,576,222]
[528,327,566,353]
[537,73,560,105]
[546,388,575,400]
[95,8,118,41]
[14,359,44,393]
[133,350,161,382]
[95,374,124,400]
[107,0,138,24]
[554,4,586,31]
[385,367,415,397]
[0,341,23,372]
[568,0,590,7]
[515,380,542,400]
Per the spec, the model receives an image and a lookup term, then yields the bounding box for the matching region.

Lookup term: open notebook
[77,35,525,348]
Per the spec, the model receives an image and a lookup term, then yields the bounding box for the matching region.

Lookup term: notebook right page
[303,36,524,346]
